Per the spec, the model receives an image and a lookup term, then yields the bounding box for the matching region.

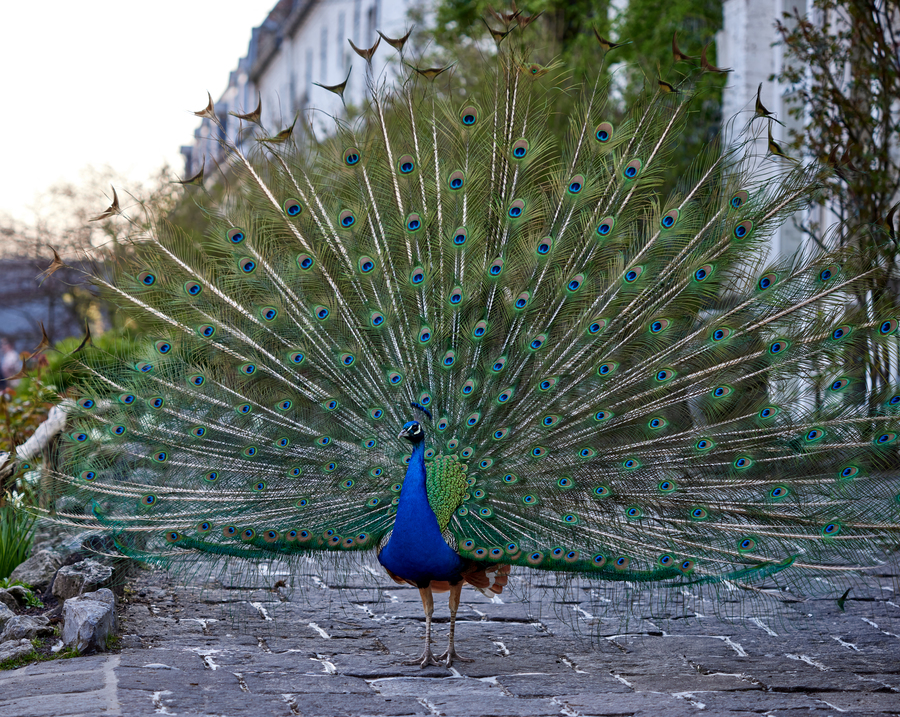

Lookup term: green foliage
[0,639,79,671]
[432,0,725,193]
[775,0,900,234]
[0,378,57,493]
[615,0,726,182]
[32,328,141,396]
[0,580,45,608]
[0,503,36,581]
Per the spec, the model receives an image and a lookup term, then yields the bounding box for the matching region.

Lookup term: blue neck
[377,440,464,584]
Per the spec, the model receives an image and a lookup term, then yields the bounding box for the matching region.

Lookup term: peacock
[34,20,900,668]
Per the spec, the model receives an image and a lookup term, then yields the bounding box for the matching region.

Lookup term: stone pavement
[1,558,899,717]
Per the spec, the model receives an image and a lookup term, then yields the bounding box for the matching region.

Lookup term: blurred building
[718,0,826,261]
[181,0,419,179]
[0,257,92,357]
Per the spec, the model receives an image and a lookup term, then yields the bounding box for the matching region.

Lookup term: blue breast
[377,441,464,585]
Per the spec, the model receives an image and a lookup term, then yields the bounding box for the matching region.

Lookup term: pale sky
[1,1,277,224]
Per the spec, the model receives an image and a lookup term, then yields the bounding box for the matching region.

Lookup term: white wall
[720,0,808,261]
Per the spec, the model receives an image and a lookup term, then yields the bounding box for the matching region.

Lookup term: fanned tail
[40,35,899,603]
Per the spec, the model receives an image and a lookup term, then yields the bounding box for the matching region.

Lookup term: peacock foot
[438,646,474,667]
[403,648,442,668]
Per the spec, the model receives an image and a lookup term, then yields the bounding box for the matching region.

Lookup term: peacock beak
[398,427,410,439]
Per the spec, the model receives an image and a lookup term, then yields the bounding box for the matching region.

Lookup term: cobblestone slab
[1,559,899,716]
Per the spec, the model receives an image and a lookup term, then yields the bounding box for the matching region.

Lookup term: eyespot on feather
[729,190,749,209]
[733,220,753,239]
[694,264,714,282]
[623,158,642,179]
[511,138,529,159]
[566,274,584,293]
[660,209,679,229]
[536,236,553,255]
[829,377,851,391]
[409,266,426,285]
[529,333,547,351]
[595,122,613,143]
[406,213,423,232]
[343,147,361,166]
[537,376,558,391]
[567,174,585,194]
[507,199,526,219]
[819,263,840,282]
[831,325,853,341]
[597,362,618,376]
[283,199,303,216]
[460,105,479,126]
[338,209,356,228]
[596,215,615,237]
[654,368,675,383]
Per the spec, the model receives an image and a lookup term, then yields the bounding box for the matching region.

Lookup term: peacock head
[399,421,425,444]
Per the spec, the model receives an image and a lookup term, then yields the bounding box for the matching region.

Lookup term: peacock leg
[438,581,473,666]
[403,585,440,668]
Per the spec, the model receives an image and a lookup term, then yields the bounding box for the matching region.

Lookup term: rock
[8,549,61,590]
[62,588,116,654]
[5,585,30,605]
[0,603,14,631]
[0,589,17,611]
[0,638,34,663]
[52,559,113,600]
[0,615,53,642]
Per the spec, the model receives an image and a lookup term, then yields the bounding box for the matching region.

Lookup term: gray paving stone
[498,673,631,697]
[0,671,103,701]
[424,695,561,717]
[0,691,116,717]
[557,691,692,715]
[1,560,899,716]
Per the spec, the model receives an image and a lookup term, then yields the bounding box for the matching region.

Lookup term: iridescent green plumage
[426,455,468,532]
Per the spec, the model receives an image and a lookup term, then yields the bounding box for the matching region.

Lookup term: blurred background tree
[430,0,726,193]
[775,0,900,404]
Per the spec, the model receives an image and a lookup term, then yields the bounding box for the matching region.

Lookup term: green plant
[0,581,45,608]
[0,638,79,670]
[0,503,36,581]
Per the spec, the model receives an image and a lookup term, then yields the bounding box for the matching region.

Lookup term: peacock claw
[403,649,441,668]
[438,648,473,666]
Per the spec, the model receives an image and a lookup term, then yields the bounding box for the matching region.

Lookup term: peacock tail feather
[47,38,900,600]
